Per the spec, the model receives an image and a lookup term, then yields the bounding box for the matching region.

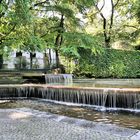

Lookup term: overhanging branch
[1,24,16,40]
[114,0,120,7]
[30,0,49,9]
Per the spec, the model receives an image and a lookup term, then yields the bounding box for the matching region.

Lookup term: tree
[1,0,139,72]
[82,0,120,48]
[134,0,140,22]
[31,0,81,67]
[82,0,140,49]
[0,0,16,68]
[110,0,140,49]
[0,0,44,68]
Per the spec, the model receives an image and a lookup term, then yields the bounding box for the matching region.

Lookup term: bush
[74,48,140,78]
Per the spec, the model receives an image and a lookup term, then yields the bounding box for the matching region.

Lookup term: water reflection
[48,82,140,88]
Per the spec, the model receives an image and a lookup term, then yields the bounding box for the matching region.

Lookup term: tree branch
[99,0,105,12]
[93,1,108,42]
[1,24,16,39]
[34,0,49,6]
[123,25,139,30]
[0,0,3,4]
[109,0,120,34]
[30,0,49,9]
[41,26,59,38]
[109,0,114,31]
[94,0,105,12]
[114,0,120,7]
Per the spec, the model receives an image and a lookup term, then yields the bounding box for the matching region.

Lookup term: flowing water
[0,84,139,110]
[44,78,140,110]
[0,99,139,130]
[45,74,73,83]
[48,78,140,88]
[0,77,140,130]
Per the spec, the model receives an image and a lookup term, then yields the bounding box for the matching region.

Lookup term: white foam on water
[38,98,140,113]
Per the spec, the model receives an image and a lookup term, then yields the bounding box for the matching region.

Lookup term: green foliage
[0,0,7,17]
[15,0,32,24]
[60,32,102,58]
[24,35,46,52]
[75,48,140,78]
[1,0,140,75]
[133,0,140,22]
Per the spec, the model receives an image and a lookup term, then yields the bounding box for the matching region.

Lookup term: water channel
[0,76,139,130]
[0,99,139,130]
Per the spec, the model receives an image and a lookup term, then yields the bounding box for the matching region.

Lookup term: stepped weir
[45,74,73,83]
[0,74,140,110]
[0,84,140,110]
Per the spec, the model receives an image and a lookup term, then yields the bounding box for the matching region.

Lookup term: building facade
[2,50,56,69]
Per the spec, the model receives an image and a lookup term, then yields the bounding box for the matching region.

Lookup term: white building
[3,50,56,69]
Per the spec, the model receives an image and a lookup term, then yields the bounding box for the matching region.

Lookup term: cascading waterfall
[0,85,139,110]
[42,87,140,109]
[62,74,73,84]
[44,74,73,84]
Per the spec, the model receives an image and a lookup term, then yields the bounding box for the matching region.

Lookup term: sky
[98,0,112,18]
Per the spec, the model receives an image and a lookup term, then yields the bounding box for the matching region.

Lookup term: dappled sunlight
[0,100,10,103]
[9,112,31,120]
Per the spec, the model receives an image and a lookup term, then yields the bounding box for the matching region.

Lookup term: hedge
[75,48,140,78]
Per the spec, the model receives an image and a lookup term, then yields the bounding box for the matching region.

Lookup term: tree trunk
[55,49,59,68]
[0,54,3,69]
[105,36,111,48]
[49,49,51,64]
[55,14,64,67]
[30,52,33,69]
[94,0,120,48]
[16,51,22,69]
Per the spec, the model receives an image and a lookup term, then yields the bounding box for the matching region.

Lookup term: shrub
[74,48,140,78]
